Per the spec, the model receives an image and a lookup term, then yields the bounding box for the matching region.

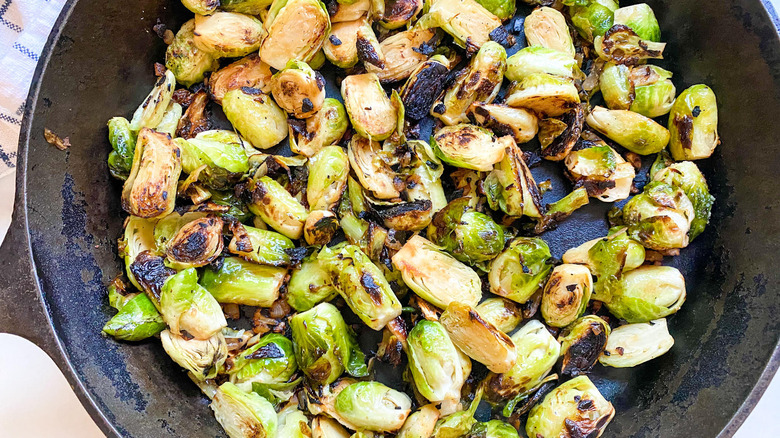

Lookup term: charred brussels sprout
[400,55,450,120]
[307,146,349,212]
[342,73,400,141]
[121,216,162,293]
[161,330,227,380]
[166,19,219,87]
[489,237,552,304]
[599,318,674,367]
[525,375,614,438]
[541,264,593,328]
[129,70,176,131]
[348,135,399,199]
[469,420,520,438]
[440,302,517,373]
[365,27,438,83]
[102,293,166,341]
[290,302,368,384]
[505,73,580,117]
[392,235,483,309]
[178,132,250,190]
[165,215,224,269]
[622,181,695,250]
[476,298,523,334]
[222,0,275,14]
[230,333,297,387]
[290,98,349,157]
[565,139,635,202]
[606,265,686,323]
[260,0,331,70]
[427,197,505,264]
[107,117,137,180]
[431,124,509,171]
[122,128,182,219]
[181,0,219,15]
[613,3,661,42]
[201,257,287,307]
[160,268,227,340]
[382,0,424,28]
[586,106,670,155]
[193,12,265,58]
[668,84,720,160]
[334,381,412,432]
[483,139,544,218]
[595,24,665,66]
[323,19,363,69]
[397,404,440,438]
[652,160,714,240]
[208,54,273,105]
[287,255,339,311]
[211,382,278,438]
[271,60,326,118]
[467,103,538,144]
[433,41,506,125]
[227,224,295,266]
[557,315,610,376]
[568,0,618,42]
[222,88,289,149]
[506,46,582,82]
[416,0,501,49]
[524,7,575,58]
[245,176,308,240]
[304,210,340,246]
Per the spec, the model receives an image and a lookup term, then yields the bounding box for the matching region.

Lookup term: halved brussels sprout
[287,255,339,311]
[629,65,676,118]
[201,257,287,307]
[599,62,632,110]
[538,105,585,161]
[505,73,580,117]
[668,84,720,160]
[506,46,582,83]
[222,0,275,14]
[525,7,575,57]
[483,139,544,218]
[342,73,399,141]
[122,216,168,298]
[271,60,326,118]
[178,132,250,191]
[525,376,614,438]
[595,24,665,65]
[432,124,508,171]
[230,333,297,388]
[165,215,224,269]
[606,265,686,323]
[304,210,340,246]
[211,382,278,438]
[227,223,295,266]
[208,54,273,105]
[348,135,399,199]
[473,0,515,21]
[181,0,219,15]
[613,3,661,42]
[313,416,351,438]
[400,55,450,121]
[557,315,610,376]
[156,102,182,137]
[467,103,539,145]
[122,128,182,219]
[129,70,176,131]
[166,19,219,87]
[416,0,502,50]
[323,19,362,69]
[222,88,289,150]
[599,318,674,367]
[623,181,695,250]
[160,268,227,340]
[407,320,470,411]
[540,264,593,328]
[367,26,439,82]
[318,243,403,330]
[334,381,412,432]
[433,42,506,125]
[392,235,483,309]
[568,0,618,42]
[381,0,424,28]
[489,237,552,304]
[356,20,385,69]
[469,420,520,438]
[396,404,440,438]
[290,302,367,384]
[245,176,308,239]
[162,330,227,380]
[476,298,523,334]
[586,106,670,155]
[276,405,312,438]
[107,117,137,180]
[652,160,714,240]
[404,139,448,215]
[564,139,636,202]
[440,302,517,373]
[193,12,265,58]
[260,0,331,70]
[102,293,166,341]
[290,98,349,157]
[427,197,504,264]
[330,0,371,22]
[431,386,482,437]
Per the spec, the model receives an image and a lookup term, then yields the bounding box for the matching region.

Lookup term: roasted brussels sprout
[334,381,412,432]
[161,330,227,380]
[290,98,349,157]
[313,416,351,438]
[163,215,224,269]
[201,257,287,307]
[290,302,367,384]
[155,102,183,137]
[564,137,636,202]
[211,382,278,438]
[181,0,219,15]
[440,302,517,373]
[122,216,171,301]
[431,386,482,437]
[348,135,399,199]
[613,3,661,42]
[505,73,580,117]
[525,375,614,438]
[221,0,275,14]
[397,404,440,438]
[304,210,340,246]
[245,176,308,239]
[208,54,273,105]
[306,146,349,212]
[129,70,176,131]
[622,181,695,250]
[160,268,227,340]
[427,197,505,264]
[586,106,670,155]
[540,264,593,328]
[431,124,509,171]
[222,88,289,149]
[318,243,403,330]
[276,405,313,438]
[227,223,296,266]
[381,0,424,28]
[483,139,544,218]
[178,132,250,190]
[330,0,371,21]
[467,103,538,144]
[165,19,219,87]
[476,298,523,334]
[568,0,618,42]
[599,318,674,367]
[107,117,137,180]
[489,237,552,303]
[417,0,502,50]
[557,315,610,376]
[342,73,400,141]
[652,160,714,240]
[600,63,675,117]
[367,27,439,82]
[122,128,182,219]
[595,24,665,65]
[399,55,450,120]
[287,255,339,311]
[323,19,363,69]
[271,61,326,119]
[525,7,576,58]
[668,84,720,160]
[433,41,506,125]
[605,265,686,323]
[599,62,632,110]
[392,235,483,309]
[404,139,448,215]
[260,0,331,70]
[230,333,297,388]
[102,292,166,341]
[506,46,581,83]
[469,420,520,438]
[193,12,265,58]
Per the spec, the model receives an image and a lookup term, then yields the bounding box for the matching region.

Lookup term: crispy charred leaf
[557,315,610,376]
[176,90,211,139]
[540,104,584,161]
[595,24,665,66]
[129,251,177,306]
[400,55,450,120]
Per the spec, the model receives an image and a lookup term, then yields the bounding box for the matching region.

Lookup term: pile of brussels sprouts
[102,0,719,435]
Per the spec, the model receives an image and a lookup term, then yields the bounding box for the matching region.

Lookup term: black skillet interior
[5,0,780,436]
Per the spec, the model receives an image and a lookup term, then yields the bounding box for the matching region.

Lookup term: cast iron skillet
[1,0,780,436]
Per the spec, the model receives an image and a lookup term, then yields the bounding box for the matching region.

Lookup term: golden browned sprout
[304,210,340,246]
[440,302,517,373]
[122,128,182,219]
[165,216,224,268]
[193,12,266,58]
[259,0,331,70]
[271,60,326,118]
[208,54,273,104]
[467,103,538,144]
[366,27,439,83]
[341,73,399,141]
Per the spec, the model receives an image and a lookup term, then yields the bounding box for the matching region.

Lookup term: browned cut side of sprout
[166,215,224,268]
[440,302,517,373]
[366,27,439,83]
[208,54,273,105]
[122,128,182,219]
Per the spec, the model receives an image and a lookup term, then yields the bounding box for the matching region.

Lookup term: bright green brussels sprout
[440,301,517,373]
[230,334,297,388]
[524,7,575,58]
[122,128,182,219]
[245,176,308,240]
[416,0,501,49]
[290,98,348,158]
[312,416,351,438]
[223,88,288,150]
[397,404,440,438]
[365,27,438,83]
[613,3,661,42]
[318,243,403,330]
[392,235,483,309]
[102,292,166,341]
[525,376,614,438]
[605,265,686,323]
[107,117,137,180]
[166,19,219,87]
[599,318,674,367]
[565,137,636,203]
[599,62,632,110]
[505,73,580,117]
[472,0,514,20]
[334,381,412,432]
[271,60,326,118]
[290,302,368,384]
[129,70,176,131]
[276,405,313,438]
[227,223,296,266]
[468,420,519,438]
[210,189,253,222]
[211,382,278,438]
[505,46,582,83]
[483,139,544,218]
[630,65,676,118]
[181,0,219,15]
[568,0,618,42]
[201,257,287,307]
[208,54,274,105]
[586,106,670,155]
[652,160,714,240]
[623,181,695,250]
[535,186,591,233]
[287,255,339,311]
[668,84,720,161]
[260,0,331,70]
[475,298,523,334]
[489,237,552,303]
[342,73,400,141]
[541,264,593,328]
[433,42,506,125]
[427,197,505,264]
[595,24,665,65]
[160,268,227,340]
[562,228,646,278]
[431,386,482,438]
[221,0,275,14]
[193,12,265,58]
[483,320,560,402]
[431,124,509,171]
[308,145,350,211]
[178,134,250,190]
[467,103,539,144]
[161,330,227,380]
[557,315,610,376]
[164,215,224,269]
[407,320,470,410]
